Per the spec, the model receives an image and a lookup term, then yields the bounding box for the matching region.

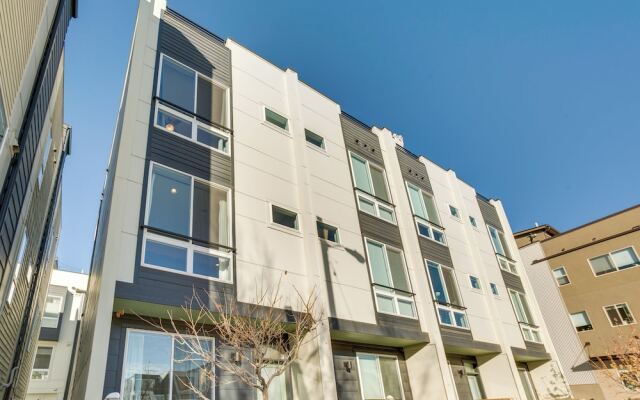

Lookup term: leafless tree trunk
[591,329,640,392]
[140,276,321,400]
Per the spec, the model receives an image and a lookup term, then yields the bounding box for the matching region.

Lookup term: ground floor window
[356,353,404,400]
[121,329,214,400]
[258,363,288,400]
[517,364,538,400]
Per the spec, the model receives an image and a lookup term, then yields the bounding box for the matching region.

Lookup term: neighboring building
[26,269,87,400]
[516,205,640,400]
[0,0,76,398]
[72,1,569,399]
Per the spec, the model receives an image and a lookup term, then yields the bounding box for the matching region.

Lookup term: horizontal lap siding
[476,196,502,230]
[441,326,474,347]
[501,270,525,292]
[160,9,231,87]
[418,237,453,267]
[395,146,433,194]
[358,211,402,249]
[340,114,383,165]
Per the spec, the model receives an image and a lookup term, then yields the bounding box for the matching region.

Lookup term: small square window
[317,220,339,243]
[265,108,289,131]
[449,205,461,219]
[490,283,499,296]
[469,275,481,290]
[469,216,478,227]
[305,129,325,149]
[571,311,593,331]
[552,267,570,286]
[271,205,298,230]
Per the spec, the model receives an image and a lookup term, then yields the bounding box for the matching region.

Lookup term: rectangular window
[349,153,393,216]
[366,239,415,318]
[449,205,461,219]
[426,260,469,329]
[518,366,538,400]
[406,183,446,245]
[317,220,339,243]
[464,361,486,400]
[469,275,482,290]
[158,54,229,128]
[265,108,289,131]
[42,294,64,328]
[488,225,517,274]
[144,163,232,281]
[509,290,542,342]
[552,267,570,286]
[589,247,640,276]
[469,216,478,228]
[356,354,404,400]
[38,131,52,188]
[31,346,53,380]
[0,91,6,139]
[305,129,325,149]
[258,364,287,400]
[121,330,214,400]
[490,283,499,296]
[155,104,230,154]
[605,303,636,327]
[571,311,593,332]
[7,232,28,304]
[271,205,299,231]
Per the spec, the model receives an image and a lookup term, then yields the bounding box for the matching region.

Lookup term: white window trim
[355,352,405,400]
[508,289,543,343]
[262,105,291,136]
[154,103,231,155]
[42,294,64,328]
[121,328,216,400]
[356,190,396,225]
[425,260,470,330]
[469,215,479,229]
[552,266,571,286]
[603,302,637,328]
[348,151,393,205]
[414,216,447,246]
[570,310,593,332]
[588,245,640,277]
[316,219,341,245]
[364,238,416,319]
[268,202,302,236]
[156,53,231,129]
[405,182,442,225]
[469,275,483,292]
[496,254,518,275]
[489,283,500,297]
[448,204,462,221]
[7,231,28,305]
[304,129,327,153]
[31,346,54,381]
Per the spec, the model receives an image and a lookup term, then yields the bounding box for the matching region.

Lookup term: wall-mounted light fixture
[344,360,352,372]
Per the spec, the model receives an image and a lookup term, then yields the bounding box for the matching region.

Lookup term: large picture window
[42,294,64,328]
[349,152,395,224]
[365,239,415,318]
[589,247,640,276]
[31,346,53,380]
[426,260,468,329]
[356,353,404,400]
[121,330,214,400]
[509,289,542,343]
[143,163,232,282]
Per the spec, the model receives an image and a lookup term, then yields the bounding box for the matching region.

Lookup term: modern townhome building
[26,268,87,400]
[516,205,640,400]
[72,0,569,399]
[0,0,76,398]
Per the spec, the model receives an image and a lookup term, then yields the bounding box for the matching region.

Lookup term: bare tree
[591,330,640,392]
[141,277,321,400]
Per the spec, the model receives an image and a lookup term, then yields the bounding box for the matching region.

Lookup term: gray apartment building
[0,0,76,398]
[72,1,574,399]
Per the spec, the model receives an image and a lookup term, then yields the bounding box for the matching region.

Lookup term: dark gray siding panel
[375,313,423,340]
[358,212,402,249]
[395,146,433,194]
[159,9,231,87]
[525,341,547,354]
[332,342,413,400]
[418,237,453,267]
[328,318,428,343]
[447,355,476,400]
[147,128,232,187]
[511,345,551,362]
[340,114,383,165]
[476,196,503,230]
[441,326,473,346]
[501,270,525,292]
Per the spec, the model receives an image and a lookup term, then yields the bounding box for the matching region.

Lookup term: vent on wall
[354,138,376,154]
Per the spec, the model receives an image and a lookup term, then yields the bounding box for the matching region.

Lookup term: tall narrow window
[570,311,593,332]
[258,364,287,400]
[356,354,403,400]
[7,232,28,304]
[0,91,6,139]
[122,330,214,400]
[42,294,64,328]
[488,225,517,274]
[350,153,395,223]
[605,303,635,326]
[509,290,541,342]
[464,361,485,400]
[31,347,53,380]
[366,239,415,318]
[144,163,232,281]
[406,183,446,245]
[427,260,468,329]
[518,365,538,400]
[159,56,196,112]
[589,247,640,276]
[38,131,52,187]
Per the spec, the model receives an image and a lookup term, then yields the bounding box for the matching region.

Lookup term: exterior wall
[0,0,74,391]
[26,270,87,400]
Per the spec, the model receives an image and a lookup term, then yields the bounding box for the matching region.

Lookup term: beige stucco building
[516,205,640,400]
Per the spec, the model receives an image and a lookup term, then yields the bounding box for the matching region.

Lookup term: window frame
[469,215,478,228]
[38,130,52,188]
[469,275,482,292]
[489,282,499,296]
[120,328,216,400]
[304,129,326,151]
[349,151,395,224]
[508,289,542,343]
[269,203,301,234]
[142,162,233,283]
[316,219,340,244]
[7,231,28,304]
[588,246,640,277]
[42,293,64,328]
[262,105,291,134]
[570,310,594,332]
[364,238,416,319]
[552,266,571,286]
[603,303,636,327]
[355,352,405,400]
[154,102,231,155]
[448,204,461,220]
[487,224,518,275]
[426,260,469,330]
[156,53,231,129]
[31,346,54,381]
[405,182,446,245]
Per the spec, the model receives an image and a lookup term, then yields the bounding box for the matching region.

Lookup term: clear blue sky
[58,0,640,273]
